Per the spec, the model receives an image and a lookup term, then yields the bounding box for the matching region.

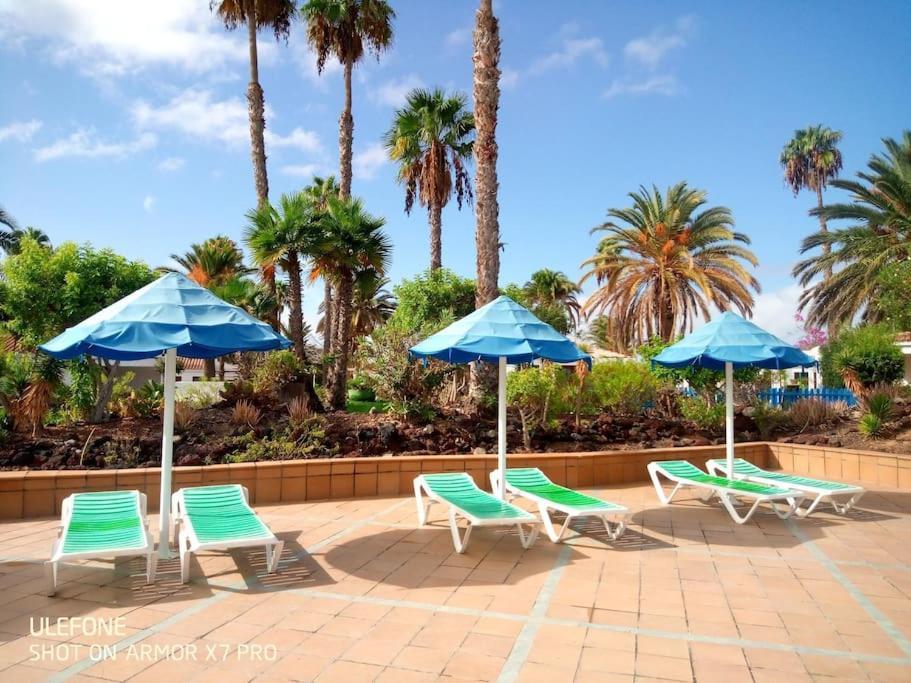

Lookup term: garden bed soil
[1,403,909,470]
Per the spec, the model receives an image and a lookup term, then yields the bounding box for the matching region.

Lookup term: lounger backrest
[181,484,270,543]
[722,458,855,491]
[422,473,529,519]
[503,468,552,489]
[658,460,707,479]
[63,491,144,554]
[504,467,617,510]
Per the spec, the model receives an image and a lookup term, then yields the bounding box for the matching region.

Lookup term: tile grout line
[785,517,911,659]
[289,585,911,667]
[497,544,573,683]
[45,497,412,682]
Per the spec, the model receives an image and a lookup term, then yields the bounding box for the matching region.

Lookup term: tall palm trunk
[339,60,354,200]
[429,201,443,271]
[328,273,354,409]
[286,251,305,360]
[245,0,269,209]
[470,0,502,401]
[322,279,334,356]
[204,358,216,379]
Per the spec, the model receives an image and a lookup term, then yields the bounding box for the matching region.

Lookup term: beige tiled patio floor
[1,481,910,682]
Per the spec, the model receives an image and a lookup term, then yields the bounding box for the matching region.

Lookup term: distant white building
[897,332,911,384]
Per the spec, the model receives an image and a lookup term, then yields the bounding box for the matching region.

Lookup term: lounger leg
[517,523,539,549]
[266,541,284,573]
[718,493,762,524]
[178,530,191,583]
[448,507,472,554]
[603,515,626,541]
[45,561,58,596]
[795,493,825,518]
[770,497,800,519]
[831,492,864,515]
[537,503,571,543]
[648,466,683,505]
[414,479,431,526]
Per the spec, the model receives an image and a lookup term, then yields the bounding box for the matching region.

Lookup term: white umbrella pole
[158,347,176,559]
[497,356,507,499]
[724,361,734,474]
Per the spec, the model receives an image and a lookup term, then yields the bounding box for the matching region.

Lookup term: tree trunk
[322,279,333,356]
[327,273,354,410]
[428,201,443,271]
[816,184,831,281]
[91,359,120,423]
[470,0,502,402]
[286,251,306,360]
[204,358,216,379]
[245,1,269,209]
[217,357,225,380]
[339,60,354,200]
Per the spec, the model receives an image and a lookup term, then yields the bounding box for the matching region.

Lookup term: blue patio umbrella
[40,273,291,556]
[651,311,815,473]
[409,296,590,498]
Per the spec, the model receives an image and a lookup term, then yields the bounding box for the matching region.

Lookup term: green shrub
[585,362,661,415]
[178,384,221,409]
[864,392,894,422]
[858,414,885,439]
[506,363,570,449]
[679,397,725,432]
[251,350,306,396]
[751,403,790,440]
[822,324,904,390]
[388,268,476,331]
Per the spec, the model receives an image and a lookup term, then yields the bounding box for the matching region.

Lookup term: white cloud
[157,156,185,172]
[603,74,681,99]
[0,0,250,78]
[445,27,472,50]
[34,129,156,162]
[624,16,696,69]
[353,142,387,180]
[500,67,520,89]
[132,89,322,154]
[369,74,425,108]
[746,283,805,343]
[530,36,609,74]
[143,195,155,212]
[280,163,325,177]
[0,119,43,143]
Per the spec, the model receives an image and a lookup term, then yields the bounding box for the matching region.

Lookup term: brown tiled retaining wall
[0,442,906,520]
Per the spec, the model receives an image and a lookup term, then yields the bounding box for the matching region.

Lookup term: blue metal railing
[756,387,857,408]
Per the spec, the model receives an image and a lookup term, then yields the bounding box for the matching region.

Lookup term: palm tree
[302,175,340,355]
[314,196,391,408]
[212,0,296,209]
[523,269,582,331]
[384,88,474,271]
[167,236,249,287]
[301,0,395,200]
[0,205,19,253]
[318,271,393,352]
[580,183,760,348]
[781,125,843,279]
[245,193,317,358]
[794,131,911,328]
[1,226,51,255]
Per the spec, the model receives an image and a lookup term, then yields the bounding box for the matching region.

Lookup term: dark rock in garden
[485,429,497,440]
[64,439,78,447]
[472,447,486,455]
[570,432,584,441]
[688,436,711,447]
[177,454,203,466]
[11,452,33,466]
[421,425,435,436]
[172,434,183,445]
[378,423,398,445]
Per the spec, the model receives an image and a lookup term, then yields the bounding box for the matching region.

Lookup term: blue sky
[2,1,909,341]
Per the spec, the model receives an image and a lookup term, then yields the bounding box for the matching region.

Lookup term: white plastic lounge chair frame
[171,484,284,583]
[490,469,628,543]
[648,460,805,525]
[413,473,539,553]
[706,458,865,517]
[46,490,156,595]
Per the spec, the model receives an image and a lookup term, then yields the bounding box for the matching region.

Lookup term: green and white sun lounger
[490,468,628,543]
[414,473,539,553]
[171,484,283,583]
[706,458,865,517]
[648,460,804,524]
[46,490,156,595]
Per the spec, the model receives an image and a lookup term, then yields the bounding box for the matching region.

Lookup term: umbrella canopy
[40,272,291,557]
[409,295,591,367]
[652,311,815,478]
[409,296,590,499]
[40,272,291,360]
[651,312,815,371]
